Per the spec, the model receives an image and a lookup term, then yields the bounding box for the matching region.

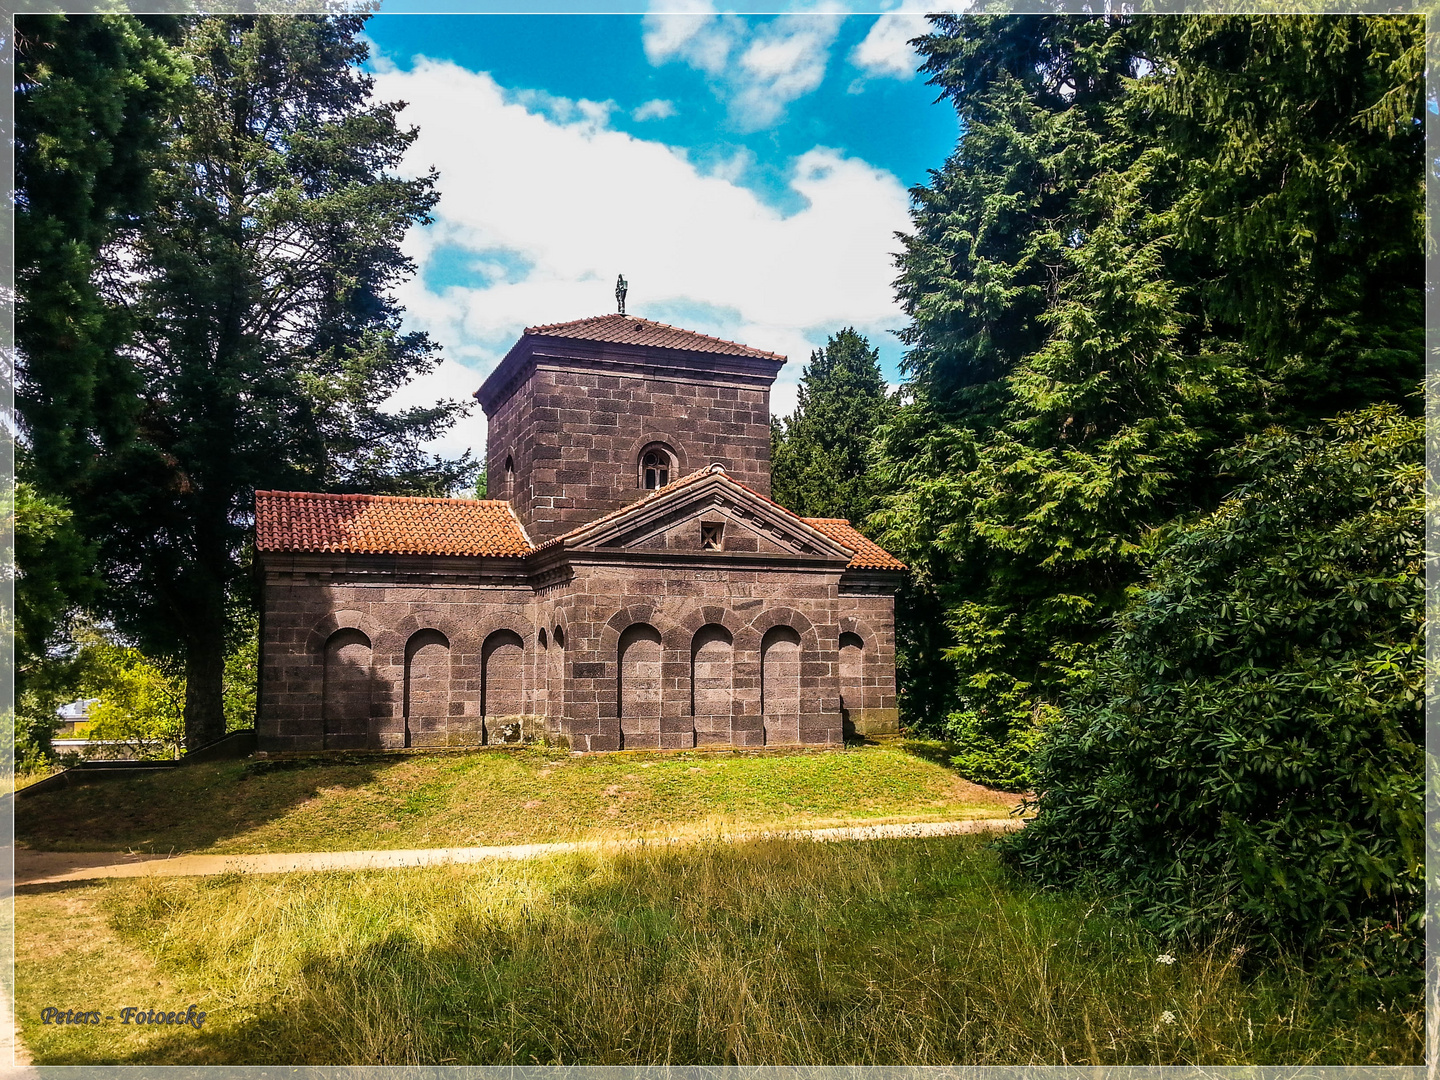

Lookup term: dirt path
[15,817,1024,887]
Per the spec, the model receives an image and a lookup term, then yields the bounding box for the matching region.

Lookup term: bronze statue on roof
[616,273,627,315]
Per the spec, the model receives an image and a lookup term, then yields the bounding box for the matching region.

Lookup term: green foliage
[15,14,188,491]
[1002,404,1423,987]
[14,609,258,769]
[13,15,183,708]
[15,693,61,774]
[875,14,1423,791]
[473,454,489,501]
[770,328,894,524]
[223,613,258,733]
[13,479,97,682]
[17,15,475,749]
[80,631,187,761]
[875,15,1204,780]
[1146,16,1424,420]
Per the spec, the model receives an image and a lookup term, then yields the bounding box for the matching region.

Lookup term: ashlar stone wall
[484,350,778,543]
[258,553,898,753]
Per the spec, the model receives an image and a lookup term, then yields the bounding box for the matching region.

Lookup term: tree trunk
[184,621,227,751]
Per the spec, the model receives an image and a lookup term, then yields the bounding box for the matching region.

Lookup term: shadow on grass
[14,754,398,855]
[34,836,1422,1067]
[893,737,963,768]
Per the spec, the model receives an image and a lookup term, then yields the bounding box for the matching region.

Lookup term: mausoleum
[253,313,904,752]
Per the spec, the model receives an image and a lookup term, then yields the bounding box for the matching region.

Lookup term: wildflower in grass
[1160,1011,1177,1025]
[1156,953,1177,965]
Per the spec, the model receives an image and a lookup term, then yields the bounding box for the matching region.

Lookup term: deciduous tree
[1003,404,1423,983]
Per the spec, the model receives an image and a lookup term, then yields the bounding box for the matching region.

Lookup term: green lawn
[16,740,1016,855]
[16,834,1420,1066]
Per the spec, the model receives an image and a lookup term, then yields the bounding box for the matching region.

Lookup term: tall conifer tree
[876,14,1199,786]
[15,15,188,681]
[18,15,474,749]
[771,328,893,525]
[874,14,1422,787]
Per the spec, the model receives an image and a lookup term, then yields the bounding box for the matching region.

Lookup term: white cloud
[642,7,843,129]
[508,86,615,130]
[701,145,755,185]
[371,57,913,452]
[850,2,968,81]
[640,0,726,68]
[633,98,678,121]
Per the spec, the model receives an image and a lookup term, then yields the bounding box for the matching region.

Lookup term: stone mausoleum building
[254,313,905,753]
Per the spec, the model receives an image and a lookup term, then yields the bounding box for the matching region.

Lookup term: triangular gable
[551,466,857,564]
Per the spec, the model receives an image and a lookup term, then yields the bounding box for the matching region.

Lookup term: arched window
[639,443,675,490]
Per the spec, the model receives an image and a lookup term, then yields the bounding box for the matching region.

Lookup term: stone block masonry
[256,314,903,754]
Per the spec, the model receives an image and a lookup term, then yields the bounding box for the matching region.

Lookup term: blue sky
[364,9,960,460]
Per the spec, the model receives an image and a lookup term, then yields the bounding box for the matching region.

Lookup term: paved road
[15,817,1024,887]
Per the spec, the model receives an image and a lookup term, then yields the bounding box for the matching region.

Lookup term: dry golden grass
[15,834,1421,1066]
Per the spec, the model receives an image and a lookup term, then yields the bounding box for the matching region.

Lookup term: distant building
[54,698,99,738]
[53,698,175,760]
[254,314,904,753]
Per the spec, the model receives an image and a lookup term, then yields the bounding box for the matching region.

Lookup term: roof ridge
[519,312,784,361]
[257,489,507,508]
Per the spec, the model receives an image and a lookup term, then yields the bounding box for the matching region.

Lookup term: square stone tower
[476,314,785,543]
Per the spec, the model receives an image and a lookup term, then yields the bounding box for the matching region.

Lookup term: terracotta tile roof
[803,518,908,571]
[524,313,785,361]
[255,490,532,558]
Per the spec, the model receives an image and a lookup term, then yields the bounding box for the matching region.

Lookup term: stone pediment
[559,468,856,563]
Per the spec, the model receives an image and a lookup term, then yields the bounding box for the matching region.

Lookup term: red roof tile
[524,314,785,361]
[803,518,908,571]
[255,490,531,558]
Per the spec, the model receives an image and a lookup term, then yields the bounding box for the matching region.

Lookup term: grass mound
[16,740,1014,855]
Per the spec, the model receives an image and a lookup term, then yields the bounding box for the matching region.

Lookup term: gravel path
[15,817,1024,887]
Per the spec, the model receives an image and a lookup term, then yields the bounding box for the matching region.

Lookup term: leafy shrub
[942,681,1055,792]
[82,637,186,759]
[1002,403,1423,989]
[223,613,259,733]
